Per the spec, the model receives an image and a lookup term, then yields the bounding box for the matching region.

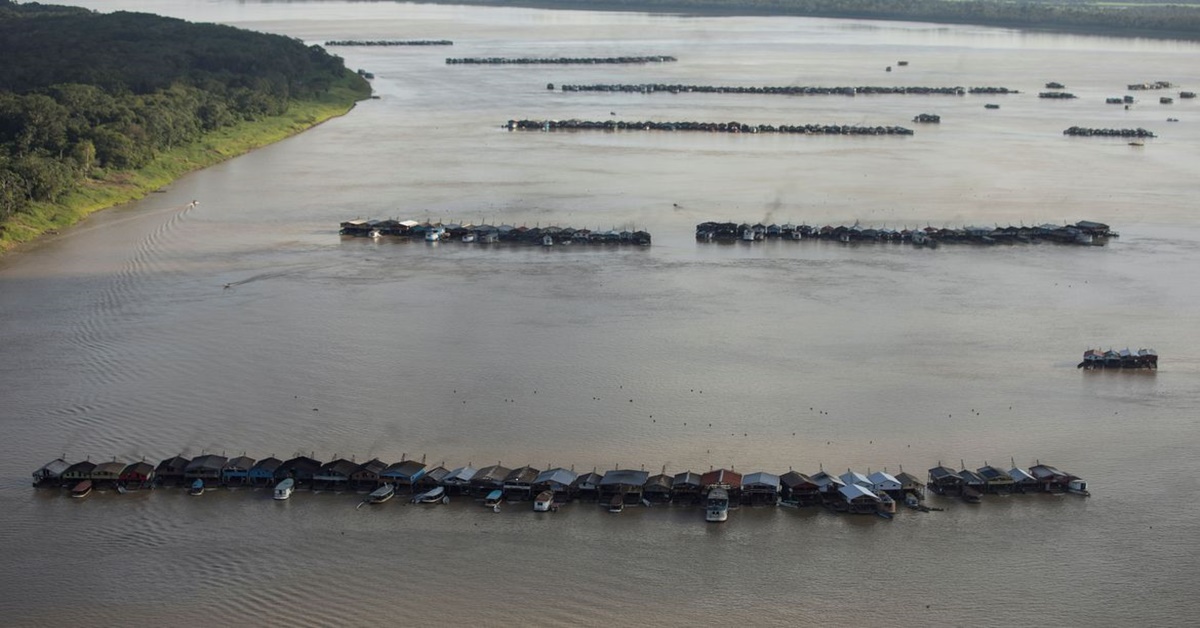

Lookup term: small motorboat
[273,478,295,501]
[1068,478,1091,497]
[961,487,982,504]
[70,480,92,498]
[461,233,476,243]
[533,490,554,512]
[878,493,897,514]
[188,479,205,496]
[484,489,503,511]
[413,486,446,504]
[369,483,395,504]
[608,494,625,513]
[705,487,729,522]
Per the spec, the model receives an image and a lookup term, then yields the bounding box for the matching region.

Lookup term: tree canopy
[0,1,368,223]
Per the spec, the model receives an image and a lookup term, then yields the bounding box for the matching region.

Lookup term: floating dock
[506,119,914,135]
[696,220,1116,246]
[446,55,675,65]
[554,83,1016,96]
[339,219,650,246]
[325,39,452,46]
[1078,348,1157,370]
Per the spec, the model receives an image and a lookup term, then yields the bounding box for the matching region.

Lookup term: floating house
[221,456,256,487]
[247,457,282,487]
[600,469,650,505]
[838,484,881,514]
[185,455,228,487]
[740,472,781,506]
[810,470,846,497]
[840,470,873,490]
[927,465,963,495]
[702,468,743,503]
[351,458,387,491]
[642,473,674,504]
[1007,467,1039,493]
[91,461,126,488]
[671,471,705,504]
[958,469,986,495]
[32,458,71,487]
[976,465,1015,494]
[532,468,578,498]
[503,466,541,501]
[571,471,603,501]
[62,460,96,484]
[275,456,323,487]
[380,459,427,493]
[414,466,449,491]
[469,465,511,497]
[440,466,477,495]
[155,456,190,487]
[895,471,925,499]
[119,461,155,488]
[780,471,820,506]
[313,459,360,491]
[1029,464,1071,493]
[867,471,903,499]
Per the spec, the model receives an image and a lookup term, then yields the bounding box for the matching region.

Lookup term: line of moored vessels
[1078,348,1158,370]
[695,220,1116,246]
[552,84,1017,95]
[32,455,1088,522]
[340,219,650,246]
[1063,126,1157,138]
[325,40,453,46]
[505,119,914,135]
[446,55,675,65]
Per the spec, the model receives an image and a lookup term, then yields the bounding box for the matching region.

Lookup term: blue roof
[742,472,781,490]
[534,467,577,486]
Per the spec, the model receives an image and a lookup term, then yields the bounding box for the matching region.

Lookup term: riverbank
[0,80,368,254]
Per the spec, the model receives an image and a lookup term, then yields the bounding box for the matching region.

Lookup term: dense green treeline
[0,1,369,240]
[429,0,1200,38]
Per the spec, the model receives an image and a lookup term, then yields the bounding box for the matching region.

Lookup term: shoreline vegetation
[415,0,1200,40]
[0,1,370,253]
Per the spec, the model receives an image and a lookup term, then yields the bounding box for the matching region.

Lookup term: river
[2,1,1199,625]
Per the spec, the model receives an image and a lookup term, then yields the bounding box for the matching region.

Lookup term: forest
[0,1,369,230]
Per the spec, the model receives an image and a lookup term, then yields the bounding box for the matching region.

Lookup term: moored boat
[705,487,729,522]
[1068,478,1091,496]
[188,478,205,496]
[484,489,503,511]
[878,492,897,514]
[534,490,554,512]
[273,478,295,500]
[414,486,446,503]
[608,494,625,513]
[369,483,395,504]
[70,480,92,498]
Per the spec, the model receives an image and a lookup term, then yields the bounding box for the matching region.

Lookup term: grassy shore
[0,81,368,254]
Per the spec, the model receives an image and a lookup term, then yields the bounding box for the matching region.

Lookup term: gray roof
[600,469,649,487]
[742,472,781,490]
[34,458,71,478]
[185,454,228,473]
[93,461,126,476]
[250,457,282,473]
[672,471,703,488]
[839,484,880,501]
[1008,467,1036,483]
[504,466,540,484]
[422,466,450,483]
[571,472,603,488]
[317,459,360,478]
[780,471,815,488]
[354,458,387,476]
[121,461,154,477]
[442,466,477,484]
[928,466,961,481]
[156,456,190,473]
[381,460,426,479]
[895,471,924,486]
[958,469,985,484]
[643,473,673,490]
[1030,464,1068,480]
[471,465,511,484]
[223,456,256,472]
[977,465,1011,481]
[534,468,578,486]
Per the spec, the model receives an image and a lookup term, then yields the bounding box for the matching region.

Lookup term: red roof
[701,468,742,487]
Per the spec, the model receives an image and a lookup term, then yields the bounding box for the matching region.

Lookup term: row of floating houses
[1063,127,1156,138]
[324,39,453,46]
[33,454,1088,513]
[1078,348,1158,370]
[551,83,1017,96]
[695,220,1116,246]
[506,119,914,135]
[339,219,651,246]
[445,56,676,65]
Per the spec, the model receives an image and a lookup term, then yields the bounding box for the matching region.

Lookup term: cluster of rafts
[33,455,1087,522]
[340,219,650,246]
[506,119,914,135]
[695,220,1116,246]
[552,83,1016,96]
[1078,348,1158,370]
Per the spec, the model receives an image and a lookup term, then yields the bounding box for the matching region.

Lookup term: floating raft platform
[340,219,650,246]
[506,119,913,135]
[1078,348,1157,370]
[325,39,452,46]
[696,220,1116,246]
[446,55,675,65]
[1064,127,1156,138]
[554,84,1016,96]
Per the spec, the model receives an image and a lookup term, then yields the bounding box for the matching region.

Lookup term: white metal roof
[867,471,901,487]
[1008,467,1036,482]
[839,471,872,488]
[838,484,880,501]
[741,472,781,490]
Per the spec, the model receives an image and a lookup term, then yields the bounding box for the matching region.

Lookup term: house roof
[780,471,816,488]
[471,465,511,484]
[742,472,781,490]
[422,466,450,483]
[1030,464,1068,480]
[185,454,228,473]
[534,468,577,486]
[504,466,541,484]
[121,461,155,477]
[839,484,880,501]
[93,461,126,476]
[382,460,427,479]
[442,466,477,483]
[672,471,703,487]
[250,457,282,473]
[280,456,324,473]
[65,460,97,475]
[571,472,602,487]
[810,471,845,489]
[1008,467,1036,482]
[701,468,742,487]
[928,466,961,481]
[643,473,673,490]
[958,469,984,483]
[895,471,924,486]
[318,458,360,477]
[600,469,650,487]
[156,456,189,473]
[355,458,387,476]
[34,459,71,477]
[223,456,256,472]
[839,471,872,487]
[867,471,900,487]
[977,465,1010,481]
